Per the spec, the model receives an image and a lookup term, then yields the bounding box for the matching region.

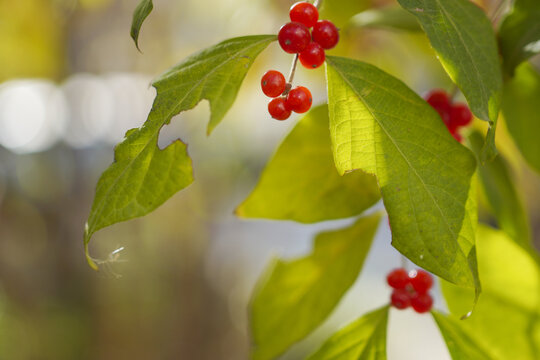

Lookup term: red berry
[289,2,319,28]
[278,22,311,54]
[312,20,339,49]
[387,268,409,289]
[268,97,291,120]
[425,89,450,110]
[391,289,411,310]
[450,103,472,127]
[408,269,433,294]
[261,70,286,97]
[410,293,433,313]
[299,42,325,69]
[286,86,312,113]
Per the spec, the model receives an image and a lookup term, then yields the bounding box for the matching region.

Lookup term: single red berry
[410,293,433,313]
[286,86,312,113]
[312,20,339,49]
[450,103,472,127]
[268,97,291,120]
[391,288,411,310]
[261,70,286,97]
[299,42,325,69]
[425,89,450,110]
[387,268,410,289]
[278,22,311,54]
[451,131,463,143]
[408,269,433,294]
[289,2,319,28]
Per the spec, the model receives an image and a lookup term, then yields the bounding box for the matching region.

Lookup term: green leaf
[468,131,531,250]
[442,225,540,360]
[431,311,495,360]
[502,62,540,173]
[499,0,540,75]
[349,7,422,32]
[84,35,275,268]
[130,0,153,52]
[307,306,389,360]
[325,55,479,290]
[250,213,381,360]
[397,0,503,159]
[236,105,380,223]
[319,0,370,27]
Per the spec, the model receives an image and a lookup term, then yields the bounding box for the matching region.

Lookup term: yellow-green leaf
[84,35,275,268]
[499,0,540,75]
[502,62,540,173]
[130,0,153,52]
[431,311,495,360]
[250,213,381,360]
[349,7,422,32]
[442,225,540,360]
[469,131,531,251]
[397,0,503,160]
[326,55,479,290]
[237,105,380,223]
[307,306,389,360]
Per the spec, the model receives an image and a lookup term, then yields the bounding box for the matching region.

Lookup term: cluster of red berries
[387,268,434,313]
[261,2,339,120]
[424,89,473,142]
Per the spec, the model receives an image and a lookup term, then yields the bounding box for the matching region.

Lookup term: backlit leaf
[250,213,381,360]
[325,55,479,290]
[237,105,380,223]
[397,0,503,160]
[498,0,540,75]
[432,311,495,360]
[442,225,540,360]
[502,62,540,173]
[130,0,153,51]
[307,306,389,360]
[349,7,422,32]
[84,35,275,268]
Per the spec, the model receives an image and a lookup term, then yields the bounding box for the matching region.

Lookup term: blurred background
[0,0,539,359]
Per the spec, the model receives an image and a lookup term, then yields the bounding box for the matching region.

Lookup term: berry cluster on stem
[261,1,339,120]
[387,268,434,313]
[424,89,473,142]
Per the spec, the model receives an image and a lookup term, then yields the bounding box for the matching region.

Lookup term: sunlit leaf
[442,225,540,360]
[84,35,275,268]
[431,311,495,360]
[250,213,381,360]
[349,7,422,32]
[307,306,389,360]
[237,105,380,223]
[468,131,531,250]
[499,0,540,75]
[130,0,153,51]
[325,55,479,291]
[319,0,370,27]
[502,62,540,173]
[397,0,503,160]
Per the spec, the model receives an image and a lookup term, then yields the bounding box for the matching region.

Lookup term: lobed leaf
[431,311,495,360]
[498,0,540,75]
[307,306,389,360]
[250,213,381,360]
[236,105,380,223]
[130,0,153,52]
[325,55,479,291]
[442,225,540,360]
[469,131,531,251]
[84,35,275,268]
[502,62,540,173]
[397,0,503,160]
